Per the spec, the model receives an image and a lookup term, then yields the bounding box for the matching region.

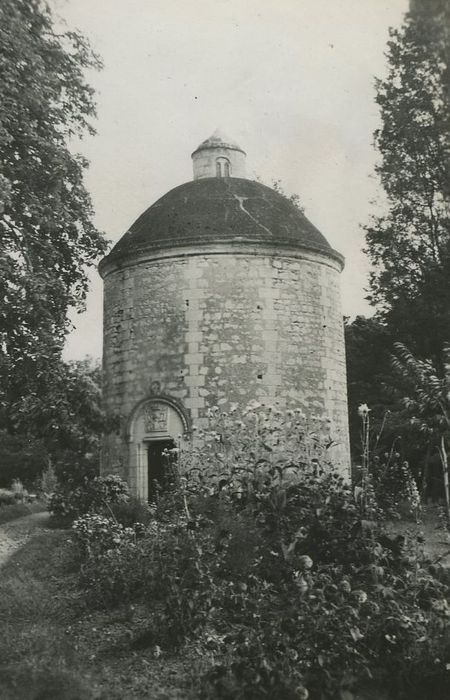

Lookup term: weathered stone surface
[101,245,350,488]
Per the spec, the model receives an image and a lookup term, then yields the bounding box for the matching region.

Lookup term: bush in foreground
[0,489,16,507]
[49,474,129,520]
[72,405,450,699]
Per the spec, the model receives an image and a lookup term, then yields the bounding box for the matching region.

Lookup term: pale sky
[55,0,409,361]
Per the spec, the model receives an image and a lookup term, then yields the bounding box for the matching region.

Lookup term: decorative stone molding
[122,395,189,500]
[99,241,344,279]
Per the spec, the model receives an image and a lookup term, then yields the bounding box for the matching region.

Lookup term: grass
[0,525,194,700]
[0,501,46,525]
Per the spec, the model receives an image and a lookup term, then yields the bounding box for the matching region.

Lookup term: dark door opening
[147,439,175,502]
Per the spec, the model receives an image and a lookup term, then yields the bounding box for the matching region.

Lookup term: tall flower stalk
[358,404,371,515]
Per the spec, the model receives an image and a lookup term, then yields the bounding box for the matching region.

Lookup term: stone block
[185,397,205,409]
[184,352,204,365]
[185,331,203,343]
[184,374,206,387]
[185,310,202,321]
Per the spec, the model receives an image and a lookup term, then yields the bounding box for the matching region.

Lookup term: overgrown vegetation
[49,474,130,521]
[61,406,450,699]
[345,0,450,488]
[0,527,192,700]
[0,357,113,491]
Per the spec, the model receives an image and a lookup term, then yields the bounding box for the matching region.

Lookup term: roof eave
[99,239,345,279]
[191,144,247,158]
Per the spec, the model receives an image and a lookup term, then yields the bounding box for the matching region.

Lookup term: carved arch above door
[127,396,189,500]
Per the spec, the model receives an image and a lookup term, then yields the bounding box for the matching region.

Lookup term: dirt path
[0,511,50,568]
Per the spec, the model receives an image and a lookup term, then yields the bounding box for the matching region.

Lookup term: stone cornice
[99,241,345,279]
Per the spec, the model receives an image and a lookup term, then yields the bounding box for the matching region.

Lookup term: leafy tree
[0,0,107,424]
[390,342,450,519]
[345,317,427,495]
[345,2,450,485]
[0,432,47,488]
[12,358,104,456]
[0,357,110,487]
[364,0,450,363]
[345,316,393,458]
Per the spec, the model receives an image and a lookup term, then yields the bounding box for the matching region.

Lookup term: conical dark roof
[99,178,343,273]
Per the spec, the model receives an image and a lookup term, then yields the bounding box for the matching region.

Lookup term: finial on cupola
[191,129,247,180]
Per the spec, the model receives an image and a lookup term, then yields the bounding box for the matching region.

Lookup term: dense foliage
[49,474,129,520]
[344,317,394,459]
[0,0,107,442]
[0,432,47,488]
[346,1,450,477]
[71,407,450,699]
[387,343,450,519]
[0,358,110,487]
[364,0,450,361]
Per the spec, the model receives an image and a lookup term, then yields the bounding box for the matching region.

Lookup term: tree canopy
[0,0,107,424]
[0,357,108,487]
[364,0,450,361]
[346,1,450,471]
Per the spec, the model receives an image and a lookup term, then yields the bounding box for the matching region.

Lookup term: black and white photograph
[1,0,450,698]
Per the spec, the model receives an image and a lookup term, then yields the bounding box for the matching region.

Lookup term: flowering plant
[72,405,450,699]
[178,400,339,500]
[49,474,129,520]
[72,513,137,556]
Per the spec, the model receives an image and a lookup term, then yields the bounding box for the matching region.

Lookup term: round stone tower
[99,132,350,499]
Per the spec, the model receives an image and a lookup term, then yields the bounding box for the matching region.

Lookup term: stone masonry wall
[102,249,350,479]
[192,146,246,180]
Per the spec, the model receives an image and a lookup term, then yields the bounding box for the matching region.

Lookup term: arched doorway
[127,397,188,501]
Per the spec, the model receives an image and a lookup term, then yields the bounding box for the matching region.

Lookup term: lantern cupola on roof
[191,128,246,180]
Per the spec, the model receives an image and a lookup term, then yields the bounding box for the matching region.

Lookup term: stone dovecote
[99,132,350,500]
